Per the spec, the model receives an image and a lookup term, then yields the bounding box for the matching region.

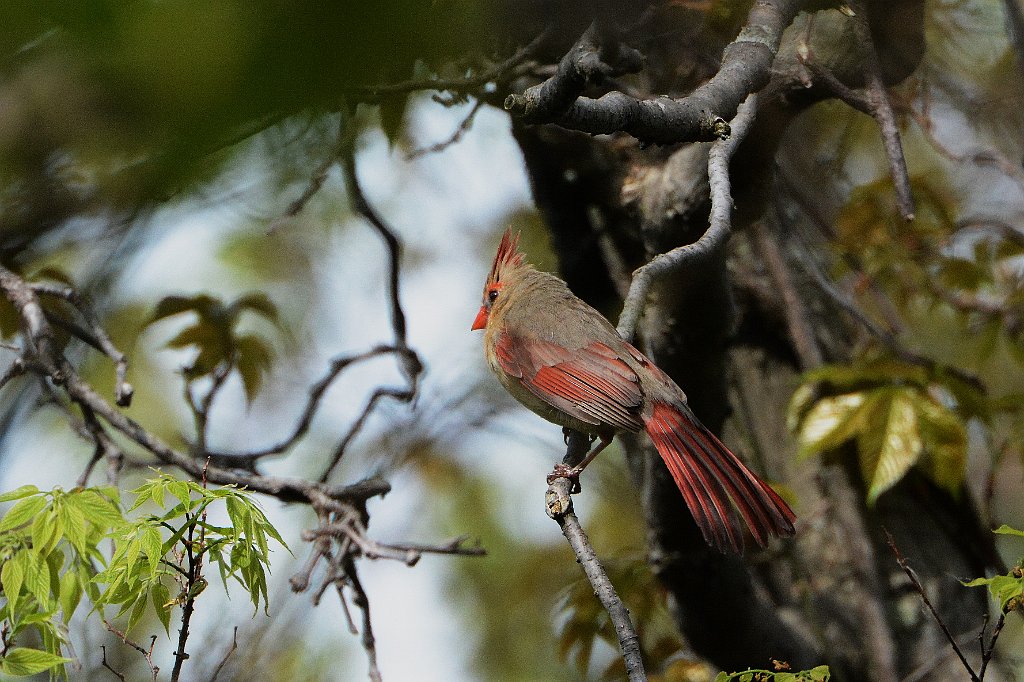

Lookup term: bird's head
[472,229,527,330]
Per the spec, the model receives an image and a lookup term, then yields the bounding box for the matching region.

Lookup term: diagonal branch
[885,529,980,682]
[546,432,646,682]
[617,94,759,341]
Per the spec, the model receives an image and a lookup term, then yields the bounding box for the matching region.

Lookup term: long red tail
[644,401,796,553]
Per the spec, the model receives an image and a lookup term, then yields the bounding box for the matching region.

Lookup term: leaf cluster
[962,525,1024,614]
[149,292,281,402]
[93,473,287,633]
[0,485,121,677]
[788,353,983,502]
[0,475,287,677]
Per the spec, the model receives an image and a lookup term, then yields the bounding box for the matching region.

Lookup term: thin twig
[849,1,915,220]
[884,529,981,682]
[102,619,159,681]
[752,220,824,369]
[99,645,125,681]
[546,432,646,682]
[979,612,1006,680]
[351,26,554,103]
[406,99,485,160]
[316,117,423,482]
[617,94,758,341]
[343,556,383,682]
[207,626,239,682]
[207,345,417,466]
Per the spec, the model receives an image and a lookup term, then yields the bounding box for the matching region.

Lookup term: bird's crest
[487,229,525,284]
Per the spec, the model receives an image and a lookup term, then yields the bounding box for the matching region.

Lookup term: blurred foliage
[0,475,287,677]
[0,0,489,233]
[148,291,282,402]
[789,352,985,503]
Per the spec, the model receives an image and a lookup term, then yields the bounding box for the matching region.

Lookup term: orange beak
[471,306,488,330]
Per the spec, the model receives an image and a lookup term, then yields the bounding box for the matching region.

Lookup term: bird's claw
[547,463,582,494]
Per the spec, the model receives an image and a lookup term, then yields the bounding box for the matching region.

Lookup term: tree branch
[546,432,646,682]
[617,94,758,341]
[507,1,801,144]
[885,529,980,682]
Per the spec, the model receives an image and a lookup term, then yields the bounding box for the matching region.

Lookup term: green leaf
[786,383,818,433]
[149,294,221,324]
[167,480,192,511]
[71,490,125,531]
[232,292,279,325]
[865,391,922,504]
[236,334,273,403]
[151,581,172,634]
[796,391,872,458]
[58,500,88,556]
[0,647,72,676]
[30,509,60,557]
[916,397,967,495]
[141,526,163,574]
[994,525,1024,537]
[59,569,82,620]
[126,592,148,632]
[0,485,40,503]
[0,495,48,532]
[23,550,53,608]
[2,549,27,614]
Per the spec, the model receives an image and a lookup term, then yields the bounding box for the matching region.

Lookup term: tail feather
[645,401,796,553]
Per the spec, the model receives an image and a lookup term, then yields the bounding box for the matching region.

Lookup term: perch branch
[617,94,758,341]
[546,432,646,682]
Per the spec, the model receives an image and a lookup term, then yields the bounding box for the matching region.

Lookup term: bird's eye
[487,289,499,302]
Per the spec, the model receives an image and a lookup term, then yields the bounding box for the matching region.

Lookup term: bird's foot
[547,463,582,494]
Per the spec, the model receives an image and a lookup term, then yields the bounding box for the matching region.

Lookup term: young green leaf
[0,485,40,503]
[0,495,48,532]
[865,391,923,504]
[1,549,27,614]
[0,647,72,676]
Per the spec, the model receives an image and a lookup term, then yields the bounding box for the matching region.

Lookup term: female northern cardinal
[472,230,795,553]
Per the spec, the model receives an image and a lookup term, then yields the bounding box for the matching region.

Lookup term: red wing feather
[495,334,644,433]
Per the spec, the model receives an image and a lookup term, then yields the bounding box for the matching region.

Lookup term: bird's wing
[495,332,645,432]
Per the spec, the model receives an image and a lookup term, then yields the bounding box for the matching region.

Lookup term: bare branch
[208,345,417,466]
[885,529,981,682]
[32,282,134,406]
[848,1,915,220]
[406,99,485,160]
[102,619,159,682]
[800,3,915,220]
[343,557,383,682]
[100,646,125,681]
[504,21,645,122]
[545,432,646,682]
[508,1,800,145]
[206,626,239,682]
[617,94,759,341]
[350,26,554,103]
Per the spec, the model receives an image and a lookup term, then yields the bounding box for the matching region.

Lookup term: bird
[471,229,796,553]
